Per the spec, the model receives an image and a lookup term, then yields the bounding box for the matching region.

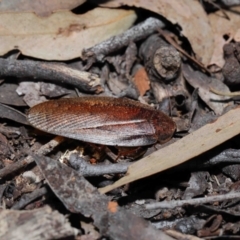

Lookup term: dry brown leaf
[133,67,150,96]
[99,106,240,194]
[209,6,240,67]
[0,8,136,60]
[0,0,86,17]
[100,0,214,65]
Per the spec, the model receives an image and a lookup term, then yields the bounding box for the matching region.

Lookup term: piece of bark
[0,207,78,240]
[125,41,138,77]
[174,216,206,234]
[222,42,240,86]
[222,164,240,180]
[40,82,72,98]
[182,171,210,200]
[0,59,103,92]
[0,82,27,106]
[139,34,181,82]
[34,154,175,240]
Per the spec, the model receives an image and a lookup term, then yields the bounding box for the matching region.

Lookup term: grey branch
[69,153,130,177]
[82,17,165,63]
[0,59,103,92]
[145,191,240,209]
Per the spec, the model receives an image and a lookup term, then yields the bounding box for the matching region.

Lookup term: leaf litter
[1,1,240,239]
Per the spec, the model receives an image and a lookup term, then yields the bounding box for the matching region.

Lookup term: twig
[82,17,165,65]
[145,191,240,209]
[37,136,65,156]
[0,136,65,179]
[0,59,103,92]
[11,186,48,210]
[69,153,130,177]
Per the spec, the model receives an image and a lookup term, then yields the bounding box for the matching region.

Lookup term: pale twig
[82,17,165,64]
[145,191,240,209]
[0,59,103,92]
[69,153,130,177]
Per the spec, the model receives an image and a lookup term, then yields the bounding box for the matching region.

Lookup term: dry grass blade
[99,106,240,194]
[210,88,240,97]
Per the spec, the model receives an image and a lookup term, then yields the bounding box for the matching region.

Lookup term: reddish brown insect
[27,97,176,147]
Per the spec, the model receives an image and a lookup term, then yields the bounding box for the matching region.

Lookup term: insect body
[28,97,176,147]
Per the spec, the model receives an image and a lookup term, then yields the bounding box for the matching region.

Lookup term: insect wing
[28,98,158,146]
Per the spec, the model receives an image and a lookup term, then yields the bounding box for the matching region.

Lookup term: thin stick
[145,191,240,209]
[69,153,130,177]
[82,17,165,63]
